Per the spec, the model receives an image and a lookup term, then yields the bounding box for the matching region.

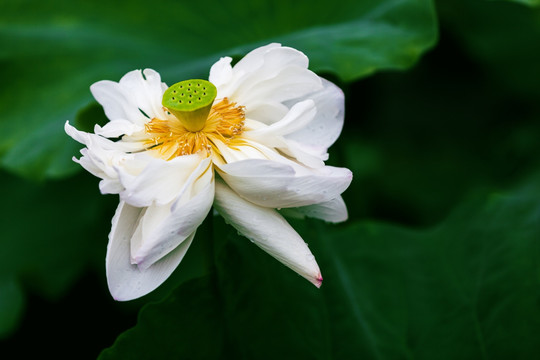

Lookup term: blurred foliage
[493,0,540,6]
[0,171,114,339]
[439,0,540,98]
[99,276,225,360]
[0,277,23,338]
[1,0,540,358]
[337,0,540,225]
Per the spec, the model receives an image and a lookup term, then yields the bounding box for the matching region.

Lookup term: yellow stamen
[144,97,245,160]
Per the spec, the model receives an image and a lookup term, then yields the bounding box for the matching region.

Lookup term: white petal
[211,138,270,164]
[217,159,352,208]
[278,139,327,168]
[239,95,334,168]
[130,165,215,270]
[285,78,345,150]
[244,100,316,142]
[90,79,147,126]
[99,178,124,194]
[90,69,167,127]
[94,120,143,138]
[231,44,309,88]
[106,201,195,301]
[118,69,169,120]
[236,65,321,109]
[242,101,289,125]
[209,56,233,88]
[229,43,283,75]
[75,147,113,180]
[65,121,141,152]
[118,154,210,207]
[65,121,136,190]
[216,44,282,94]
[280,196,348,223]
[216,44,322,125]
[242,100,327,167]
[213,180,322,287]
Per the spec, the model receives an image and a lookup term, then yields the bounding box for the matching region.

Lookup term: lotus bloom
[65,44,352,301]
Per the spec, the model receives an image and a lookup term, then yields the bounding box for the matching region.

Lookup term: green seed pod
[162,79,217,132]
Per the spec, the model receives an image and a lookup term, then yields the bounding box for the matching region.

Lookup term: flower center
[143,80,245,160]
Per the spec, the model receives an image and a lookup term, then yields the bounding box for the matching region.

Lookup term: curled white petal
[240,101,289,125]
[244,100,316,143]
[209,56,233,88]
[94,119,144,138]
[285,78,345,150]
[117,154,209,207]
[217,159,352,208]
[243,99,327,167]
[65,121,136,193]
[90,79,145,126]
[236,65,321,109]
[129,161,215,270]
[214,179,322,287]
[119,69,169,120]
[280,196,348,223]
[106,201,195,301]
[90,69,168,127]
[212,44,322,125]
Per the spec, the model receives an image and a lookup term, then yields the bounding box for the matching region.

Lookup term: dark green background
[1,0,540,358]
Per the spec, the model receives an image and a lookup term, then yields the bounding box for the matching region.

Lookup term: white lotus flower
[65,43,352,301]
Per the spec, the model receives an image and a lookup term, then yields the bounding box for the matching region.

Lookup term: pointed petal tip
[109,288,132,302]
[312,273,323,288]
[111,293,137,302]
[108,277,149,302]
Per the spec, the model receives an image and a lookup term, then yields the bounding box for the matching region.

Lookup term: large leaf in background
[100,175,540,359]
[98,277,224,360]
[492,0,540,6]
[313,185,540,359]
[334,7,540,226]
[438,0,540,98]
[0,276,24,338]
[337,60,540,226]
[0,0,436,179]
